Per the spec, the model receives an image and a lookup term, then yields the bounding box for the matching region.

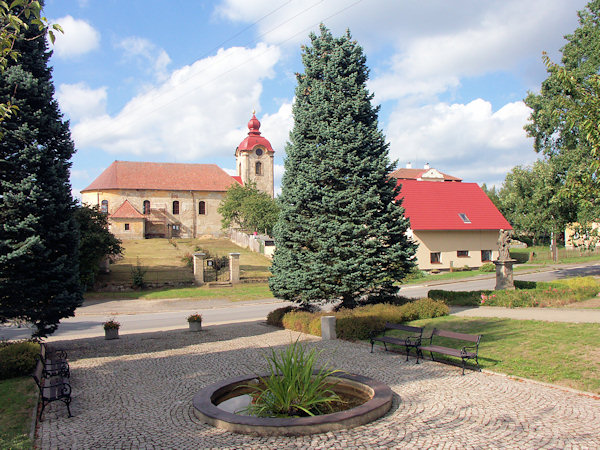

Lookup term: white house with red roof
[81,113,274,240]
[392,164,512,271]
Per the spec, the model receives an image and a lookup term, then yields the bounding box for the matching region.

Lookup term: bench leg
[370,341,374,353]
[383,342,388,352]
[39,400,47,420]
[64,398,73,418]
[461,358,466,375]
[416,348,421,364]
[475,355,481,372]
[429,351,435,361]
[404,346,410,362]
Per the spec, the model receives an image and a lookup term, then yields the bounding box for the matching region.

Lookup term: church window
[101,200,108,214]
[172,201,179,215]
[199,201,206,215]
[143,200,150,215]
[255,148,263,156]
[255,161,262,175]
[124,223,129,231]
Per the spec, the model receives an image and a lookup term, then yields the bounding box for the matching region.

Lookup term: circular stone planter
[188,321,202,332]
[192,372,393,436]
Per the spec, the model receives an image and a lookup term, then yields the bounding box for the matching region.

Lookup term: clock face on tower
[255,148,263,156]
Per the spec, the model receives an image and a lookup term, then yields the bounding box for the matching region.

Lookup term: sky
[42,0,590,197]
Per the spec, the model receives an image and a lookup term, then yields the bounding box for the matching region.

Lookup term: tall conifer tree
[269,25,416,308]
[0,5,83,337]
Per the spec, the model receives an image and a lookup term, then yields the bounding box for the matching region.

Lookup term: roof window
[458,213,471,224]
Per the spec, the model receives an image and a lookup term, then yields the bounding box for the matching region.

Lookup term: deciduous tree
[269,25,417,309]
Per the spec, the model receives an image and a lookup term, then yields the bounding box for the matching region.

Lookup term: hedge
[0,341,40,380]
[276,298,449,341]
[428,276,600,308]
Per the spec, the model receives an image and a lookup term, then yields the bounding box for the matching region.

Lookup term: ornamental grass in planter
[187,313,203,331]
[103,318,120,340]
[242,339,343,417]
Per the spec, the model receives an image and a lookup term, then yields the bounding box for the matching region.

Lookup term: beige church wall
[412,229,499,271]
[82,189,227,238]
[238,147,274,198]
[109,219,145,240]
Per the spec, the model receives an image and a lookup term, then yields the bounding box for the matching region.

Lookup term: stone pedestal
[494,259,517,290]
[321,316,336,340]
[104,328,119,340]
[229,253,240,284]
[193,253,206,286]
[188,321,202,332]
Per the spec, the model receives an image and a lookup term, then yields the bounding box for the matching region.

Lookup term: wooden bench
[370,323,424,362]
[39,343,70,378]
[32,358,72,419]
[418,329,482,375]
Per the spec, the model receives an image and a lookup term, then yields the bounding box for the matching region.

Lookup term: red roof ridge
[110,199,144,219]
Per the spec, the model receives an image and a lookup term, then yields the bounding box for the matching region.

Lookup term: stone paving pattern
[37,322,600,449]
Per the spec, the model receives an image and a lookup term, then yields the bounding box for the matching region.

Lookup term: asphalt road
[2,262,599,341]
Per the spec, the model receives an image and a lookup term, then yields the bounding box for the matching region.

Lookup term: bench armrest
[461,345,478,356]
[405,336,421,346]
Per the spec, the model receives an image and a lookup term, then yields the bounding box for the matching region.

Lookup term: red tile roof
[81,161,240,192]
[396,180,512,231]
[110,199,144,219]
[390,168,462,182]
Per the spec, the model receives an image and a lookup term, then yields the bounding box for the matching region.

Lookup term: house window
[124,223,130,231]
[172,201,179,215]
[198,201,206,215]
[143,200,150,215]
[481,250,492,262]
[255,161,262,175]
[101,200,108,214]
[458,213,471,224]
[457,250,469,258]
[430,252,441,264]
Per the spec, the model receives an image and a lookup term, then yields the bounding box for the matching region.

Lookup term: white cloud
[71,43,281,161]
[70,169,90,180]
[56,83,107,121]
[51,16,100,58]
[386,99,534,185]
[117,37,172,82]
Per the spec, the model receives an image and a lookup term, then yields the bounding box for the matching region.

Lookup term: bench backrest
[384,323,423,334]
[432,328,481,343]
[32,358,44,388]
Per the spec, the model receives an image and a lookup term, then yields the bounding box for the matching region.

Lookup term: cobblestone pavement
[37,322,600,449]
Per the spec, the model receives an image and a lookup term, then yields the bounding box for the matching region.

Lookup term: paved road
[3,262,599,341]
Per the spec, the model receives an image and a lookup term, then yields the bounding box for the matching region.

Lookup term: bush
[428,289,488,306]
[266,306,297,328]
[404,266,426,280]
[479,262,495,272]
[514,280,537,289]
[277,298,449,341]
[0,341,39,380]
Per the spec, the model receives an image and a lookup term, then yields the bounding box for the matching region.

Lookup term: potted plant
[103,318,120,340]
[187,313,202,332]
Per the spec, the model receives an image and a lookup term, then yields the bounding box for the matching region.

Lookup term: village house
[392,164,512,271]
[81,113,274,240]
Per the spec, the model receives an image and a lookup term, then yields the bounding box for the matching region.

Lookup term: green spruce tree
[269,25,417,309]
[0,5,83,337]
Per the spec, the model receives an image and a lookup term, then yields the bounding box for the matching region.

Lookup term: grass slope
[0,377,37,449]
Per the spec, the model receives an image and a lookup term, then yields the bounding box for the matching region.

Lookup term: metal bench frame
[370,323,424,362]
[32,358,72,420]
[418,328,482,375]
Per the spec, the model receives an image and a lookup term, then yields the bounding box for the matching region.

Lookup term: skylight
[458,213,471,224]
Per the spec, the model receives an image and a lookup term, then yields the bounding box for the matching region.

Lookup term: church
[81,113,275,240]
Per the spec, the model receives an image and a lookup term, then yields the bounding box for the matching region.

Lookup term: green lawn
[401,316,600,394]
[510,245,600,265]
[0,377,37,449]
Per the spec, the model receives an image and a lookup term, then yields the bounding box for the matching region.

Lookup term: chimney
[424,163,430,170]
[406,162,412,169]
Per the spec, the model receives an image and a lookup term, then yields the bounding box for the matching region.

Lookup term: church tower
[235,112,274,198]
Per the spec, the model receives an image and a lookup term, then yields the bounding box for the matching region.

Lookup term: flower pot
[189,321,202,332]
[105,328,119,340]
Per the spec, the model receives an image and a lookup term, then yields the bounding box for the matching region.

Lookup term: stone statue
[497,229,512,261]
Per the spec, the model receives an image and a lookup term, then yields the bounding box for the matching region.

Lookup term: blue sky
[42,0,589,196]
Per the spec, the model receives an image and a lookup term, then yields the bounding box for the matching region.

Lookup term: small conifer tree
[269,25,417,308]
[0,6,83,337]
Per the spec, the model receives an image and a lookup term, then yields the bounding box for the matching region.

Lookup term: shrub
[130,257,147,289]
[266,306,296,328]
[277,299,449,341]
[479,262,495,272]
[404,266,426,280]
[0,341,39,379]
[428,289,487,306]
[514,280,537,289]
[181,253,194,269]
